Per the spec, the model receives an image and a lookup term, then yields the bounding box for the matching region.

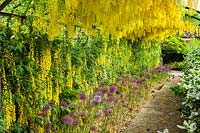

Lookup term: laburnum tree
[0,0,199,43]
[0,0,199,132]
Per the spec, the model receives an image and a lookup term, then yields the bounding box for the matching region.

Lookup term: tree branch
[0,0,12,12]
[185,6,200,14]
[185,14,200,21]
[0,11,26,19]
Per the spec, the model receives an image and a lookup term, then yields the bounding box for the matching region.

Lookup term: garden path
[124,71,186,133]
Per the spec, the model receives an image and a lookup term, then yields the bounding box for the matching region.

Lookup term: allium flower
[109,85,116,93]
[43,104,51,112]
[101,87,108,94]
[93,95,102,103]
[79,92,87,101]
[60,102,68,108]
[63,116,73,125]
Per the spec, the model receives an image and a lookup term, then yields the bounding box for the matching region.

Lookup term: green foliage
[169,62,184,70]
[162,35,187,54]
[0,114,6,132]
[186,39,200,52]
[177,46,200,132]
[0,22,162,131]
[171,85,186,96]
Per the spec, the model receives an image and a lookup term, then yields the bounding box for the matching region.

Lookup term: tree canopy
[0,0,199,43]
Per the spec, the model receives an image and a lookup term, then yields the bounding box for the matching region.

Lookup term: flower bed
[35,65,170,132]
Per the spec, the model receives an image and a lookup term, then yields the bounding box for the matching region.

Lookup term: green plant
[176,46,200,133]
[169,61,184,70]
[0,114,6,132]
[177,120,197,133]
[171,85,186,96]
[162,35,187,54]
[157,128,169,133]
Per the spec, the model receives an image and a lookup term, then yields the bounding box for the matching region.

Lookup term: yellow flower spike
[31,0,192,43]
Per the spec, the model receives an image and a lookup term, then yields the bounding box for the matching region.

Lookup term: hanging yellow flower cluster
[32,0,198,43]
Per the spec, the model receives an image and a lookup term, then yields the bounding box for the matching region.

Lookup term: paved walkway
[124,71,186,133]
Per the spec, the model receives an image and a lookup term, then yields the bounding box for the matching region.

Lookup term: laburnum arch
[0,0,199,42]
[1,0,200,131]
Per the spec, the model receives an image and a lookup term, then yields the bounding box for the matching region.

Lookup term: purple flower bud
[38,113,48,118]
[79,92,87,101]
[94,89,102,96]
[116,90,122,95]
[121,81,126,86]
[63,116,73,125]
[43,104,51,112]
[103,108,113,116]
[80,112,86,119]
[109,85,116,93]
[48,102,55,107]
[101,88,108,94]
[108,96,117,103]
[60,102,68,108]
[94,111,103,118]
[93,95,102,103]
[90,125,98,132]
[132,82,137,87]
[133,87,139,91]
[45,123,52,132]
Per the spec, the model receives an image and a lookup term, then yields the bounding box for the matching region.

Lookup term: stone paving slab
[124,71,186,133]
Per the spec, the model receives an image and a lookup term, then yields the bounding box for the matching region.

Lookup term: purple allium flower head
[63,116,73,125]
[93,95,102,103]
[109,85,116,93]
[43,104,51,112]
[79,92,87,101]
[60,102,68,108]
